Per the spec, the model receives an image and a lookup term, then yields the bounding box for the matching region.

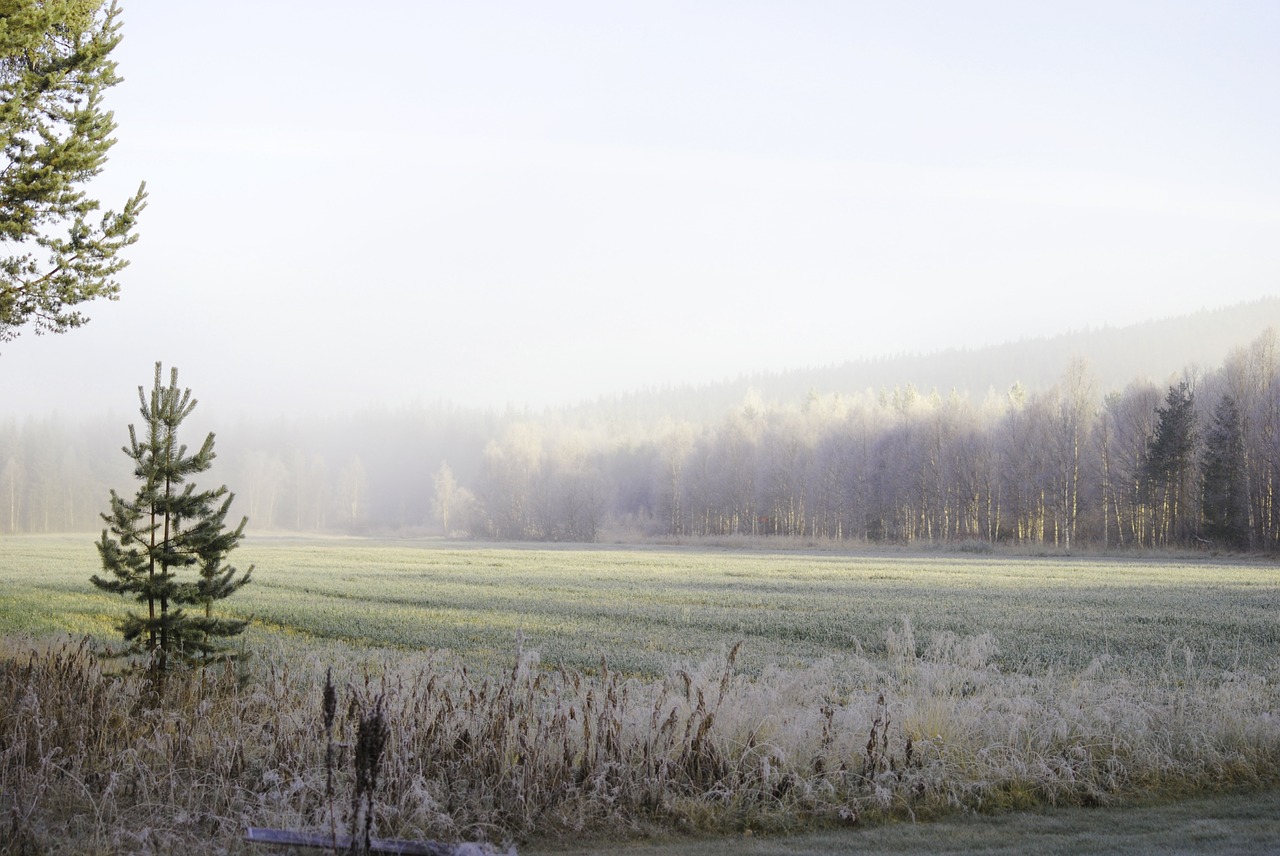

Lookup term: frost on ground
[2,619,1277,855]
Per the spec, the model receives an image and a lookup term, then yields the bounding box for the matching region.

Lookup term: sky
[3,0,1279,418]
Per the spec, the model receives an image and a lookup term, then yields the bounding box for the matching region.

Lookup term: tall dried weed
[1,622,1278,854]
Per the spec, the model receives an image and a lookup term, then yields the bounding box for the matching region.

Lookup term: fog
[2,1,1279,419]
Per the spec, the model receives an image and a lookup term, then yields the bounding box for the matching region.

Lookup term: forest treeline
[3,328,1278,552]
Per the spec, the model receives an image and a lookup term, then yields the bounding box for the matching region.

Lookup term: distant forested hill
[574,297,1280,423]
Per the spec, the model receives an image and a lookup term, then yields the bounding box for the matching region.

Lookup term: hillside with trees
[3,303,1279,552]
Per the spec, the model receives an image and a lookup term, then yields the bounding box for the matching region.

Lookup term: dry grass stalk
[1,623,1278,854]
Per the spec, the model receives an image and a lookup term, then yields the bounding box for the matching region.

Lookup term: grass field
[4,534,1277,676]
[1,534,1278,853]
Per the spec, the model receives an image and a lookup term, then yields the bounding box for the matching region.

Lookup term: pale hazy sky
[3,1,1278,417]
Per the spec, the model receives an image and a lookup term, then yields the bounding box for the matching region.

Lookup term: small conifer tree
[92,362,252,669]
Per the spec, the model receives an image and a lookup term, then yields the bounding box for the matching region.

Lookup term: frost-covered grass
[3,534,1276,676]
[0,535,1277,853]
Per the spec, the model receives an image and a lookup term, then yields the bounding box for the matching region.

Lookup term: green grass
[4,533,1276,678]
[530,790,1280,855]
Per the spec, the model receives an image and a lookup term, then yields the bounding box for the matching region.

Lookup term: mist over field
[2,2,1279,421]
[4,302,1280,552]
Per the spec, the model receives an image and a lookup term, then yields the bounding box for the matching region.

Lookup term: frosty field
[1,535,1278,853]
[2,534,1276,677]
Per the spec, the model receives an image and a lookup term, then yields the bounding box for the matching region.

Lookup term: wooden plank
[244,826,481,855]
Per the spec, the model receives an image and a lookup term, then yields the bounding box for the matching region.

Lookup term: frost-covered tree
[432,460,458,535]
[92,363,252,669]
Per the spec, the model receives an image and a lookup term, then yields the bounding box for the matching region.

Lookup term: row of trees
[0,421,377,536]
[452,330,1278,551]
[4,330,1279,551]
[0,405,494,535]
